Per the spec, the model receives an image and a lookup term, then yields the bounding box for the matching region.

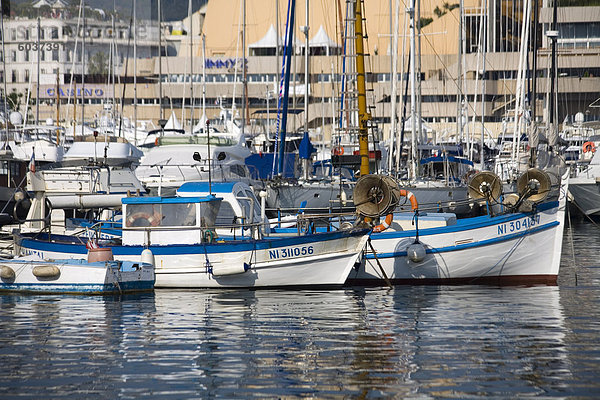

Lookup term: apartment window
[11,29,16,40]
[0,51,2,62]
[11,70,17,83]
[39,27,45,40]
[67,50,72,62]
[51,27,59,39]
[41,51,46,61]
[11,50,16,62]
[25,70,30,82]
[52,49,59,61]
[24,51,29,62]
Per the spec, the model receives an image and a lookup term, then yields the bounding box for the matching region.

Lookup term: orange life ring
[127,211,162,227]
[372,213,393,233]
[371,189,418,232]
[399,189,418,211]
[583,141,596,153]
[332,146,344,156]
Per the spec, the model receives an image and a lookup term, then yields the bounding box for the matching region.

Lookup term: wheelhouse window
[124,200,220,228]
[125,202,196,228]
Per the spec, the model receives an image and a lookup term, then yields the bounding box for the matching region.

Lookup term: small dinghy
[0,248,155,294]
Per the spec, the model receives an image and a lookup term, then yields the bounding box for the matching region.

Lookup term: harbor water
[0,220,599,398]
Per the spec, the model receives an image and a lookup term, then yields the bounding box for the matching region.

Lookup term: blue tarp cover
[298,132,316,160]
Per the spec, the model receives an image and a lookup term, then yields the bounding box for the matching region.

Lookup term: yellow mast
[354,0,371,176]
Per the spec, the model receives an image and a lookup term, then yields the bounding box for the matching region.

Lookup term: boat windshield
[125,203,196,228]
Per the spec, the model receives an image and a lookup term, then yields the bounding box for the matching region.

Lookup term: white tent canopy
[249,24,304,56]
[52,0,69,9]
[309,25,340,56]
[32,0,52,8]
[249,25,281,49]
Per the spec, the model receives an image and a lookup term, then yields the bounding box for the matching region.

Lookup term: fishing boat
[14,194,369,289]
[348,169,568,285]
[0,251,155,294]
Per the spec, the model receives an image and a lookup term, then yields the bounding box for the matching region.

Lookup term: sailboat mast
[1,5,8,140]
[457,0,463,144]
[81,4,85,135]
[202,34,206,121]
[241,0,248,135]
[408,1,417,180]
[189,0,195,129]
[37,15,41,125]
[354,0,370,176]
[304,0,309,134]
[388,0,400,174]
[159,0,163,120]
[548,0,558,146]
[134,0,137,144]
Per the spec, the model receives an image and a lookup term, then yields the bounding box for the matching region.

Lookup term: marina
[1,0,600,397]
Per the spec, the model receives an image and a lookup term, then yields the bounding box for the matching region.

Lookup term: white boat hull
[0,259,154,294]
[348,198,566,285]
[16,230,369,289]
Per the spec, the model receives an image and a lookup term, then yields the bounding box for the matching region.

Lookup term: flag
[28,151,35,173]
[86,238,99,250]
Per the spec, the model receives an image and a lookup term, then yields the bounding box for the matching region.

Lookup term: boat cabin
[121,195,221,246]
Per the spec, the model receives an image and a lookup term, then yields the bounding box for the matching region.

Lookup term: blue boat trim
[373,203,558,238]
[366,221,559,259]
[17,229,369,256]
[0,281,154,294]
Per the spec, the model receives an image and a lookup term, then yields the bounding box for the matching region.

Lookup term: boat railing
[79,209,358,243]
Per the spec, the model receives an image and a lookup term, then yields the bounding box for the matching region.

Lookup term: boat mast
[277,0,296,175]
[188,0,195,130]
[408,0,417,180]
[480,0,487,172]
[548,0,558,149]
[81,3,85,135]
[159,0,163,120]
[1,4,8,140]
[242,0,248,135]
[354,0,370,176]
[456,0,463,145]
[388,0,400,174]
[134,0,137,144]
[529,0,539,167]
[303,0,309,135]
[202,34,206,123]
[37,15,41,125]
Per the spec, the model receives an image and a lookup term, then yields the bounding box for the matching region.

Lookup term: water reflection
[4,215,600,400]
[4,284,592,398]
